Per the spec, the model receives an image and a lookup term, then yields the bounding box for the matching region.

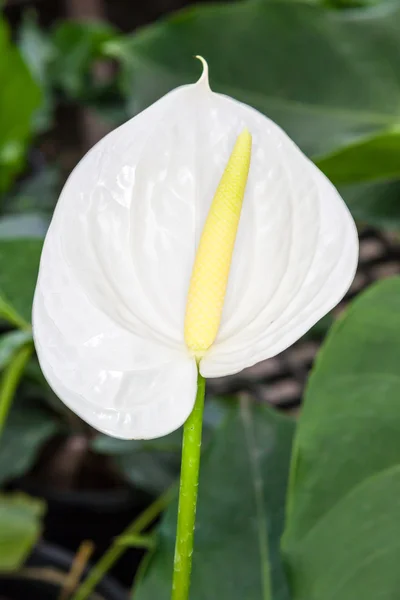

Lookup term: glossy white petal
[33,65,358,437]
[48,85,201,346]
[200,96,358,377]
[33,223,197,439]
[33,81,204,439]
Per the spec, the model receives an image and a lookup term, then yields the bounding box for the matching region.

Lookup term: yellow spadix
[184,129,252,358]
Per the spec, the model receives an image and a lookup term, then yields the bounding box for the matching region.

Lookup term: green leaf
[325,0,388,6]
[0,398,59,485]
[0,492,45,571]
[50,21,117,100]
[302,313,334,341]
[18,11,54,133]
[286,465,400,600]
[112,0,400,226]
[18,13,53,91]
[0,330,33,370]
[93,428,182,495]
[0,213,46,327]
[283,276,400,600]
[0,16,42,194]
[94,397,231,495]
[117,533,155,550]
[341,179,400,229]
[115,450,180,497]
[117,0,400,159]
[0,237,42,327]
[316,128,400,185]
[134,401,294,600]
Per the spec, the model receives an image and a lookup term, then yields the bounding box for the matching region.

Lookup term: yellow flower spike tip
[184,128,252,358]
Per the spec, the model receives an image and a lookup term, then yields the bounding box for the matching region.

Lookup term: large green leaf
[0,214,45,326]
[0,493,45,571]
[112,0,400,225]
[134,401,294,600]
[316,128,400,185]
[286,465,400,600]
[18,12,54,133]
[116,0,400,159]
[340,179,400,228]
[50,21,117,100]
[0,237,42,326]
[0,16,42,194]
[0,330,33,371]
[0,397,59,485]
[94,397,231,495]
[93,432,181,496]
[283,277,400,600]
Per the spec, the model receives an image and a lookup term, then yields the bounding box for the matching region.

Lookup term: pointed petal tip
[194,55,211,90]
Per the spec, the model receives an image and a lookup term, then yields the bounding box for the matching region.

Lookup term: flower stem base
[171,371,206,600]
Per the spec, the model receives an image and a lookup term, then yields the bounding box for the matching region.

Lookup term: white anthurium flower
[33,58,358,440]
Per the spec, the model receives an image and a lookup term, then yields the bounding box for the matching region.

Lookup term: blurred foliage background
[1,1,400,599]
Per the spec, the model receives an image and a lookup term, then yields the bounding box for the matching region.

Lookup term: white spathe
[33,63,358,439]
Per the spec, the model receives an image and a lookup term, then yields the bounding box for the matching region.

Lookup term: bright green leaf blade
[50,20,117,100]
[134,401,294,600]
[0,213,45,326]
[0,238,42,326]
[0,16,42,193]
[0,493,45,571]
[18,12,54,133]
[341,179,400,228]
[287,464,400,600]
[0,398,59,485]
[316,129,400,185]
[283,276,400,599]
[0,330,33,371]
[18,13,53,89]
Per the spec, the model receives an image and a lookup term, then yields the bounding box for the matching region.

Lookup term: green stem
[71,486,175,600]
[0,343,33,436]
[172,371,206,600]
[115,533,156,550]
